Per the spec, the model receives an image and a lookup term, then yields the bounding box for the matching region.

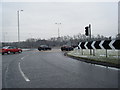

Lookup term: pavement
[2,49,119,88]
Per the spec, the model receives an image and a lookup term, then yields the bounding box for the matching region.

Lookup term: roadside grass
[67,49,120,65]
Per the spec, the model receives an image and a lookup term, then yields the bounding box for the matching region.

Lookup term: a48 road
[2,49,119,88]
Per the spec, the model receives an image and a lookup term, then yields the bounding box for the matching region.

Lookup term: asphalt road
[2,49,119,88]
[0,54,2,89]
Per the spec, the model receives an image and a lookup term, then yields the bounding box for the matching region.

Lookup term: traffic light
[85,26,89,36]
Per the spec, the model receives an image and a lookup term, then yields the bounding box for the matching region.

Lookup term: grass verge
[65,51,120,69]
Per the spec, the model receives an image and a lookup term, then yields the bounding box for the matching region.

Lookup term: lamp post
[17,10,23,42]
[55,23,61,38]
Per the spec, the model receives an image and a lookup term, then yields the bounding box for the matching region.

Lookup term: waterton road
[2,49,119,88]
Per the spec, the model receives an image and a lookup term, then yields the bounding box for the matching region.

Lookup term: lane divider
[21,57,25,60]
[18,55,30,82]
[18,62,30,82]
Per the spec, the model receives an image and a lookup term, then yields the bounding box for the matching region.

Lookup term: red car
[1,46,22,55]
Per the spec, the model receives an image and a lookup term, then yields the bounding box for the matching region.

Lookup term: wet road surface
[2,49,119,88]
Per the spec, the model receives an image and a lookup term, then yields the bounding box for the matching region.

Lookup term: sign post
[106,49,108,58]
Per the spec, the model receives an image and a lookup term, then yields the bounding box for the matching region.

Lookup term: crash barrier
[78,39,120,57]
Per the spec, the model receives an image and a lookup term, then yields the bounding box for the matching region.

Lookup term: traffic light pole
[89,24,92,55]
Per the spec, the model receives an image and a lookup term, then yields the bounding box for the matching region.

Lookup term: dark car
[61,45,74,51]
[1,46,22,55]
[38,45,51,51]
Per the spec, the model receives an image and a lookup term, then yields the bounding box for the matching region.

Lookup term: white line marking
[95,64,106,68]
[18,62,30,82]
[95,64,119,70]
[5,66,9,74]
[4,66,9,88]
[107,67,120,71]
[21,57,25,60]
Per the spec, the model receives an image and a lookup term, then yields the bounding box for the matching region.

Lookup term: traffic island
[64,50,120,69]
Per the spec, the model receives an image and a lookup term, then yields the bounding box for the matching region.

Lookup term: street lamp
[55,23,61,38]
[17,10,23,42]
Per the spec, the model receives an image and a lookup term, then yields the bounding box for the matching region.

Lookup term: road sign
[94,41,101,49]
[113,40,120,49]
[84,42,88,49]
[86,41,93,49]
[102,40,111,49]
[80,42,86,49]
[78,40,120,50]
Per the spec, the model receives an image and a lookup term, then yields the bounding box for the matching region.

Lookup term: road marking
[95,64,119,70]
[4,65,9,88]
[95,64,106,68]
[107,67,120,71]
[18,62,30,82]
[21,57,25,60]
[35,50,61,53]
[5,66,9,74]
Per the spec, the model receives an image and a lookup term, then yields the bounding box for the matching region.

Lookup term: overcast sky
[1,1,118,42]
